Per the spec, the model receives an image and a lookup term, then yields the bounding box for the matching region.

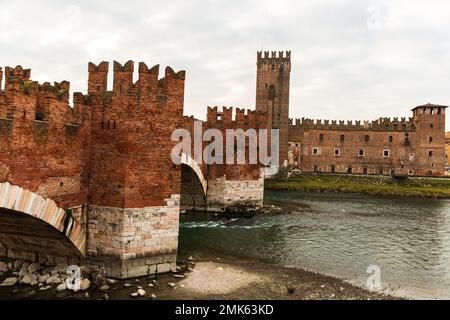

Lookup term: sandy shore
[0,254,400,300]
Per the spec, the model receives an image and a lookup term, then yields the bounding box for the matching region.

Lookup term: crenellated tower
[255,51,291,165]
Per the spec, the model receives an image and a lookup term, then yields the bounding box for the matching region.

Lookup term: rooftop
[411,103,448,111]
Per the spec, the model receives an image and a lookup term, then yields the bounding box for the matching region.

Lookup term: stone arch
[0,182,86,258]
[181,153,207,195]
[180,153,207,211]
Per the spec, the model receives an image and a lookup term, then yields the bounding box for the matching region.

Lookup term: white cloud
[0,0,448,130]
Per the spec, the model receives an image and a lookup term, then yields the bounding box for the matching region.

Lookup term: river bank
[0,253,398,300]
[265,173,450,198]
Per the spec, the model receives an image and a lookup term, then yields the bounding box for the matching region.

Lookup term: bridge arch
[180,153,208,211]
[0,182,86,260]
[181,153,207,195]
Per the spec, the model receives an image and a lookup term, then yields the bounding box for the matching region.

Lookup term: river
[179,190,450,299]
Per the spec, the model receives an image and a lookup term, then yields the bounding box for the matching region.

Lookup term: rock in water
[168,282,176,288]
[0,262,8,273]
[1,277,18,287]
[130,292,138,297]
[150,294,157,300]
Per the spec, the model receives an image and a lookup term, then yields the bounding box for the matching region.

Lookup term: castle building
[445,132,450,170]
[255,51,448,177]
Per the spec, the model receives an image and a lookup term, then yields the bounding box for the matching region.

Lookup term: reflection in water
[179,190,450,299]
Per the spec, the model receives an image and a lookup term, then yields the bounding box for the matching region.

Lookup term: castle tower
[411,103,447,176]
[255,51,291,165]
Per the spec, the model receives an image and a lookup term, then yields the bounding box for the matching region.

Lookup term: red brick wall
[288,105,447,176]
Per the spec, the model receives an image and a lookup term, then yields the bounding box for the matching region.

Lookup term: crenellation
[289,116,418,131]
[88,61,109,94]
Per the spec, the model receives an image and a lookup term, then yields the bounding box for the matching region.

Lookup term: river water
[179,190,450,299]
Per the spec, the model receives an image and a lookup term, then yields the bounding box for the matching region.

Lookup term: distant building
[446,132,450,171]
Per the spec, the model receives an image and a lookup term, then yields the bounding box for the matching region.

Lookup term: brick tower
[255,51,291,166]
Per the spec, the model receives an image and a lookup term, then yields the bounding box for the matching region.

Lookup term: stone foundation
[87,195,180,279]
[206,177,264,212]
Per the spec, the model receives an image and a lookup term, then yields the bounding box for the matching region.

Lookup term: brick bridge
[0,60,272,278]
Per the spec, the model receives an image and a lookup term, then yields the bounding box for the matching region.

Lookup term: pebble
[130,292,138,297]
[46,274,61,285]
[13,260,24,270]
[137,288,146,297]
[56,283,67,292]
[187,267,194,272]
[0,261,8,273]
[188,256,195,261]
[27,262,40,274]
[99,285,110,292]
[80,278,91,291]
[0,277,18,287]
[106,278,118,284]
[147,283,154,287]
[39,285,52,291]
[124,283,131,288]
[150,294,157,300]
[38,274,50,283]
[103,293,109,300]
[20,274,37,285]
[168,282,176,288]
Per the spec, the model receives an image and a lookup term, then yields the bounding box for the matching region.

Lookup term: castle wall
[288,105,447,176]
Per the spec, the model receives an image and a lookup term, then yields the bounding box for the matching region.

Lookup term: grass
[265,173,450,198]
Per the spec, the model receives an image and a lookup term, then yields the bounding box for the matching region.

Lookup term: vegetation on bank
[265,173,450,198]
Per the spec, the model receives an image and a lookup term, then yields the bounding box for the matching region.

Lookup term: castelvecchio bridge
[0,51,446,278]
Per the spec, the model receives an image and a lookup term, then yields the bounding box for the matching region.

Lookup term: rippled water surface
[179,190,450,299]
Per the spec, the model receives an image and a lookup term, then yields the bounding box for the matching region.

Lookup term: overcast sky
[0,0,449,130]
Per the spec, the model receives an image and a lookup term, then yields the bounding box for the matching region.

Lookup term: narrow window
[334,149,340,156]
[364,135,370,142]
[319,134,324,143]
[330,165,336,173]
[340,134,345,143]
[314,165,320,173]
[358,149,364,157]
[429,136,433,143]
[430,124,434,129]
[384,150,390,157]
[429,151,433,157]
[312,148,319,155]
[390,169,395,176]
[389,135,393,143]
[347,166,352,174]
[363,167,368,175]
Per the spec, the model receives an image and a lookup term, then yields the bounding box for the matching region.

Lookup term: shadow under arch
[180,153,207,211]
[0,182,85,260]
